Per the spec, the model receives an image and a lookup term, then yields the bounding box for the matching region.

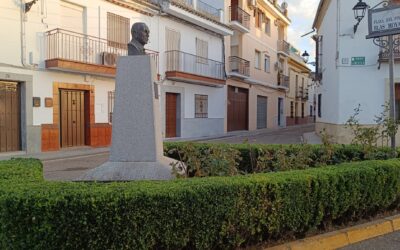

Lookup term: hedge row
[164,142,399,173]
[1,159,400,249]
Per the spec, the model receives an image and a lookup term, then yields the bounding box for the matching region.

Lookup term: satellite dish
[281,2,288,10]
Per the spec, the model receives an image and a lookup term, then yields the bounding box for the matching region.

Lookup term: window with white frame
[195,94,208,118]
[255,50,261,69]
[264,55,270,73]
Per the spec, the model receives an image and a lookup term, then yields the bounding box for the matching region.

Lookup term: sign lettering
[367,5,400,39]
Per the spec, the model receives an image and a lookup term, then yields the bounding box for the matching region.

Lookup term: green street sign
[351,57,365,65]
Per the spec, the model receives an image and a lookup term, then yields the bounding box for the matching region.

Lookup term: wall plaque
[33,97,41,107]
[45,97,53,107]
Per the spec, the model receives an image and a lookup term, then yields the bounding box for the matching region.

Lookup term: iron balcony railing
[171,0,221,21]
[278,73,289,88]
[45,28,159,74]
[296,87,304,99]
[229,56,250,77]
[303,88,309,100]
[229,6,250,30]
[277,40,290,55]
[197,0,220,21]
[165,50,225,80]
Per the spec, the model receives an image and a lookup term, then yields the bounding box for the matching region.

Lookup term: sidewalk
[0,124,316,162]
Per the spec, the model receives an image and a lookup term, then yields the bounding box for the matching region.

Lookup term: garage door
[227,86,248,131]
[0,81,20,152]
[257,96,267,129]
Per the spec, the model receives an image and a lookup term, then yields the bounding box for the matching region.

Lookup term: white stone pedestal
[80,56,175,181]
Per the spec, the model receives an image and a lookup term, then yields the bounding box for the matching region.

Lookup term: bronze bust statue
[128,22,150,56]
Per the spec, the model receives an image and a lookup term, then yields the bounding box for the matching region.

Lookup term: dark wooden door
[60,90,85,148]
[228,86,248,131]
[166,93,178,138]
[0,82,20,152]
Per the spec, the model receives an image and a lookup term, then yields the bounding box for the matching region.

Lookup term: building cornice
[259,0,291,25]
[104,0,159,16]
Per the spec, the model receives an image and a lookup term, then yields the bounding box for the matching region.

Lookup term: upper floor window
[107,12,130,49]
[254,9,263,29]
[255,50,261,69]
[60,1,84,33]
[166,28,181,51]
[196,38,208,64]
[264,55,270,73]
[265,17,271,35]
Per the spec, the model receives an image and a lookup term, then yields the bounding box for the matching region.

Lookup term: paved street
[42,124,315,180]
[340,231,400,250]
[200,124,315,144]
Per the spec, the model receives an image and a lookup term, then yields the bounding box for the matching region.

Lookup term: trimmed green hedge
[1,158,400,249]
[164,142,399,173]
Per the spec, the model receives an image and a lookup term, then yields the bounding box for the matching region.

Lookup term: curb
[265,214,400,250]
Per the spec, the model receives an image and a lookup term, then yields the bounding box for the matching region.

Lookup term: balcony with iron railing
[296,87,304,99]
[45,28,159,77]
[277,73,289,88]
[165,50,225,86]
[171,0,221,22]
[229,56,250,78]
[303,88,309,100]
[229,6,250,32]
[164,0,232,36]
[277,40,290,56]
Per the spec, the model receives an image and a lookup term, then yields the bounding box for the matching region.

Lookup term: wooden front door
[166,93,178,138]
[0,81,20,152]
[60,90,85,147]
[228,86,248,132]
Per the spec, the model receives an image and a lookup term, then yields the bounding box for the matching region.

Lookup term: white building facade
[0,0,231,154]
[313,0,400,144]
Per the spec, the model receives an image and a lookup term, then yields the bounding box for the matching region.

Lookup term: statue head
[131,22,150,46]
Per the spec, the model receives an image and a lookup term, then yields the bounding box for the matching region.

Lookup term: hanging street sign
[366,5,400,39]
[351,57,365,65]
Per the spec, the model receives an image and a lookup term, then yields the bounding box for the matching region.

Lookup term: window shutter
[166,28,181,51]
[107,12,130,49]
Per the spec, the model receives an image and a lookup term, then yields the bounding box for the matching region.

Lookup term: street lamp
[353,0,368,33]
[302,50,310,63]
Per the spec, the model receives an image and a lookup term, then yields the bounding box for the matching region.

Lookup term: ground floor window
[108,91,115,123]
[301,103,305,118]
[318,94,322,118]
[195,94,208,118]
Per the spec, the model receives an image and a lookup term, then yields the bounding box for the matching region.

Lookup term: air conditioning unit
[101,52,118,66]
[248,0,257,10]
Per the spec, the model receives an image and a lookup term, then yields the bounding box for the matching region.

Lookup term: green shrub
[1,159,400,249]
[164,142,399,174]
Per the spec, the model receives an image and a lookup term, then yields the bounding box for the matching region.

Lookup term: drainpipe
[20,0,37,69]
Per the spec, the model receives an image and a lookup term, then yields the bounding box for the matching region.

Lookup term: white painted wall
[315,0,340,124]
[317,0,400,125]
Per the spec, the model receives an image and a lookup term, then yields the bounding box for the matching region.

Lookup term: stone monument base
[79,156,177,181]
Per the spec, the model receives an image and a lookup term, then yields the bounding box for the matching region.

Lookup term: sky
[283,0,320,62]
